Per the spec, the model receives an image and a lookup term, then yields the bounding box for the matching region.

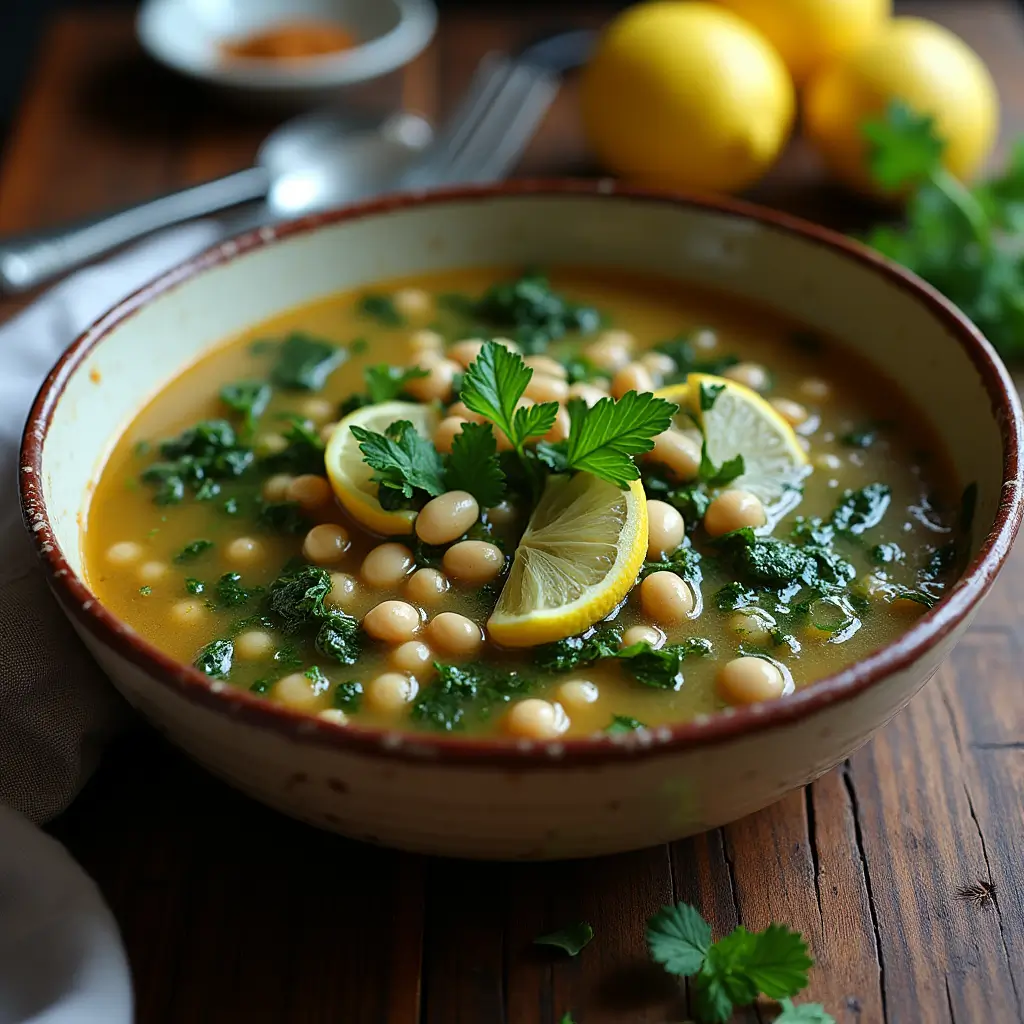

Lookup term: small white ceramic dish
[21,182,1024,860]
[0,806,132,1024]
[137,0,437,108]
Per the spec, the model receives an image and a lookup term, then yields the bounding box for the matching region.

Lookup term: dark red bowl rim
[19,179,1024,769]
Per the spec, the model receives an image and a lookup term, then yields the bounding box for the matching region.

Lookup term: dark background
[0,0,579,149]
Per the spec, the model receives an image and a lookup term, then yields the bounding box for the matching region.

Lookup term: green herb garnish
[534,922,594,957]
[174,539,214,564]
[268,564,332,631]
[363,364,430,403]
[358,293,405,327]
[194,639,233,679]
[411,662,531,731]
[647,902,816,1023]
[315,612,362,665]
[444,420,506,508]
[214,572,260,609]
[220,381,271,431]
[350,418,446,510]
[140,420,253,505]
[862,100,1024,360]
[333,680,364,712]
[271,332,345,391]
[605,715,647,734]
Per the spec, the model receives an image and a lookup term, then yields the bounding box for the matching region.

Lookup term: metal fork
[398,54,559,189]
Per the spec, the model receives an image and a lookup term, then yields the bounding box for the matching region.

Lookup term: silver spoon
[0,109,433,294]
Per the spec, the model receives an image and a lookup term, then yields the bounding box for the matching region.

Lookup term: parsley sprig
[647,902,827,1022]
[862,100,1024,359]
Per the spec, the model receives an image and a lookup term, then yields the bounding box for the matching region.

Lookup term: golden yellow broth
[85,268,961,737]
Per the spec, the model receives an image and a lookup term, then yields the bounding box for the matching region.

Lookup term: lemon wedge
[487,473,648,648]
[656,375,810,523]
[324,400,440,537]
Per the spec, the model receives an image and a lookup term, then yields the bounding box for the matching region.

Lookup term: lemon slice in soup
[487,473,648,648]
[656,375,809,520]
[325,400,441,536]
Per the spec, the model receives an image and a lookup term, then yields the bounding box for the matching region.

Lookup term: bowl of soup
[21,182,1022,859]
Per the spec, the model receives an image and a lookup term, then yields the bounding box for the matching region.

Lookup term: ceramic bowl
[136,0,438,110]
[21,182,1023,860]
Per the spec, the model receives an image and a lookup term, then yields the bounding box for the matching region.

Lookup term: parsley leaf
[862,99,945,191]
[460,341,533,445]
[699,381,725,411]
[271,332,345,391]
[617,639,712,688]
[740,924,814,998]
[358,293,405,327]
[563,392,676,486]
[776,998,837,1023]
[194,639,233,679]
[220,381,271,431]
[605,715,647,734]
[647,902,712,976]
[534,922,594,956]
[350,419,446,506]
[444,421,506,507]
[647,903,817,1023]
[365,364,430,403]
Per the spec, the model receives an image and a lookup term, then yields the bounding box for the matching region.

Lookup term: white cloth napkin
[0,223,222,824]
[0,804,133,1024]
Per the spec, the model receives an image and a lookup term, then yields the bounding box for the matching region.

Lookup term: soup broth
[85,268,968,739]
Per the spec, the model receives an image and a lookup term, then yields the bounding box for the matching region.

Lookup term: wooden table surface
[2,3,1023,1022]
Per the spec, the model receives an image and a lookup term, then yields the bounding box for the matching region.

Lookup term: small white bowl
[137,0,438,108]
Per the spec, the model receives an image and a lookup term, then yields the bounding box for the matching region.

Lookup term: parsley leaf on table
[534,922,594,956]
[270,332,346,391]
[776,997,837,1023]
[564,392,676,486]
[350,419,446,506]
[647,902,816,1023]
[444,421,506,507]
[647,902,712,976]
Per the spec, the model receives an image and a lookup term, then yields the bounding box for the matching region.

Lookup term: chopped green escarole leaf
[219,381,271,431]
[464,269,603,354]
[605,714,647,734]
[647,902,815,1023]
[194,639,233,679]
[617,639,712,689]
[174,539,214,563]
[534,921,594,956]
[534,625,621,672]
[358,293,405,327]
[411,662,531,731]
[270,332,346,391]
[861,100,1024,361]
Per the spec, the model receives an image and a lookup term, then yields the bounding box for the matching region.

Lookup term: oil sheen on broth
[84,268,968,739]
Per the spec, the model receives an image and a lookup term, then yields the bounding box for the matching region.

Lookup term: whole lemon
[580,2,795,195]
[716,0,891,83]
[804,17,999,196]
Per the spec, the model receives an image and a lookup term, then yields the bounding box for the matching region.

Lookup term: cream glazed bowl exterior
[21,182,1023,860]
